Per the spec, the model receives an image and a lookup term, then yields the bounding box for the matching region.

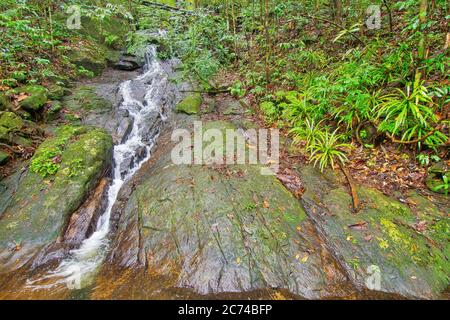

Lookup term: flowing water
[27,45,174,290]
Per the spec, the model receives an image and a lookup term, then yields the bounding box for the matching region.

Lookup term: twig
[180,89,229,94]
[382,0,394,33]
[139,1,194,14]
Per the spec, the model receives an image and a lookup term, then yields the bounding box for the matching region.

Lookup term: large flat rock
[93,119,350,299]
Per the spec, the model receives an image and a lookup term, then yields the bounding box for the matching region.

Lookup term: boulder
[0,112,24,143]
[16,85,48,112]
[426,162,449,194]
[113,58,141,71]
[62,86,112,113]
[0,93,13,111]
[47,84,68,101]
[175,93,202,115]
[0,125,113,274]
[45,101,63,121]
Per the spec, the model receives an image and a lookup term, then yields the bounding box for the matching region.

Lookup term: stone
[93,120,349,299]
[16,85,48,112]
[175,93,202,115]
[223,101,244,115]
[113,59,141,71]
[426,162,449,194]
[47,84,68,100]
[62,86,112,113]
[0,125,113,274]
[45,101,63,121]
[0,93,12,111]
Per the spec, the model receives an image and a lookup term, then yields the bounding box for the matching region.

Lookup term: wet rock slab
[93,119,350,299]
[299,166,449,299]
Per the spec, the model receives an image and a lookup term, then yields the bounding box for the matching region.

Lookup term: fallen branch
[180,89,229,94]
[339,162,360,213]
[386,124,445,145]
[139,1,194,14]
[297,13,366,46]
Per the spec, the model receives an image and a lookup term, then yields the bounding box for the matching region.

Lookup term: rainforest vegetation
[0,0,449,301]
[1,0,449,193]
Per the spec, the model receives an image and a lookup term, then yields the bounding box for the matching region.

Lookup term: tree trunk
[418,0,428,61]
[332,0,342,22]
[264,0,271,85]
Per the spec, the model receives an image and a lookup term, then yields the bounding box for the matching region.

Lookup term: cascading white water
[27,45,171,290]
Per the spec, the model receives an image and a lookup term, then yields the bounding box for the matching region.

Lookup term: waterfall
[27,45,172,290]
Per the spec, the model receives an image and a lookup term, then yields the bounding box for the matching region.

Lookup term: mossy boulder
[426,162,449,194]
[78,15,130,50]
[0,150,8,165]
[62,86,112,113]
[0,125,113,273]
[16,85,48,112]
[299,166,450,299]
[175,93,202,115]
[69,43,108,76]
[0,112,24,142]
[0,112,24,131]
[47,84,68,101]
[45,101,63,122]
[0,93,13,111]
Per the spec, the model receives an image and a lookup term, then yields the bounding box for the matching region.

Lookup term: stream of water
[27,45,172,290]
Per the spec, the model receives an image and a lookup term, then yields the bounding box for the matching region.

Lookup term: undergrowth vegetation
[148,0,449,174]
[0,0,133,87]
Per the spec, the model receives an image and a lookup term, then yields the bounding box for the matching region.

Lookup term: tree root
[339,162,360,213]
[0,143,23,155]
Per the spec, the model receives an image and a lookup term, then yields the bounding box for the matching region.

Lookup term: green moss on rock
[0,93,13,111]
[0,112,24,131]
[62,86,112,113]
[47,84,68,101]
[0,112,24,143]
[68,42,108,76]
[175,93,202,115]
[300,165,450,299]
[16,85,48,112]
[0,125,113,273]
